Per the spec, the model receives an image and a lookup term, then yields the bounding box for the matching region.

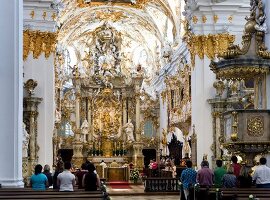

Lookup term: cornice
[23,0,57,32]
[187,1,250,35]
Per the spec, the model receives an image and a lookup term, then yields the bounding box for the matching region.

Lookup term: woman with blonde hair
[222,165,237,188]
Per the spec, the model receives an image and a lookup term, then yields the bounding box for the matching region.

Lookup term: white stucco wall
[23,53,55,168]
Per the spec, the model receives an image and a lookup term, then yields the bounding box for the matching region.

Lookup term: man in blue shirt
[180,160,197,200]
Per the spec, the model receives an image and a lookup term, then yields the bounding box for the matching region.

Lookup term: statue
[80,119,89,142]
[55,108,61,123]
[183,135,191,158]
[22,122,30,158]
[161,128,168,156]
[98,49,116,76]
[161,40,173,63]
[123,119,135,142]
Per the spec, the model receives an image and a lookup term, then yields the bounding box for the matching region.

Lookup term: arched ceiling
[56,0,183,82]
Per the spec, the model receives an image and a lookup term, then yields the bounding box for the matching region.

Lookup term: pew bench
[197,187,270,200]
[0,189,108,200]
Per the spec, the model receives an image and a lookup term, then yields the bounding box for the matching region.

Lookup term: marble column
[0,0,24,187]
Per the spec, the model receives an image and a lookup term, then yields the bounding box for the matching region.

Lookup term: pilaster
[0,0,24,188]
[23,0,57,168]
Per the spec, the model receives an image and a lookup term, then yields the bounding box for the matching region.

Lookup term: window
[144,120,155,137]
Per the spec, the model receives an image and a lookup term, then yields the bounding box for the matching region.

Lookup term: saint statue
[123,119,135,142]
[161,128,168,156]
[183,135,191,158]
[22,122,30,158]
[80,119,89,142]
[55,108,61,123]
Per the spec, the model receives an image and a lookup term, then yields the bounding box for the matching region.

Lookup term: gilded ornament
[192,16,198,24]
[186,33,235,66]
[95,11,125,22]
[213,15,219,23]
[202,15,207,23]
[228,15,233,23]
[30,10,35,19]
[218,0,270,59]
[77,0,149,9]
[42,11,47,20]
[247,116,264,137]
[51,13,57,21]
[23,30,57,60]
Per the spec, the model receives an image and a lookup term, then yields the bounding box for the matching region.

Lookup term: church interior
[1,0,270,198]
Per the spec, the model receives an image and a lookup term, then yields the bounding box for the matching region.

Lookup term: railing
[144,177,179,192]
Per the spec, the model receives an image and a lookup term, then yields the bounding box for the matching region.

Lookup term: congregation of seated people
[179,156,270,200]
[30,160,101,192]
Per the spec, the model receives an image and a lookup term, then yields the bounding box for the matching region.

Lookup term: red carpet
[109,181,131,189]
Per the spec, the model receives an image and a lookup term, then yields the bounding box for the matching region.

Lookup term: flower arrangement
[130,168,140,182]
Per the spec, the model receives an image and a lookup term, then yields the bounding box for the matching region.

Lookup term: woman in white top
[57,162,76,191]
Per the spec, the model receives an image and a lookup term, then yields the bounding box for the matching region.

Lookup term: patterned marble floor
[110,195,180,200]
[107,184,180,199]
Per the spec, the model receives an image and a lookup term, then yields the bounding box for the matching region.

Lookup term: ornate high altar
[53,22,160,170]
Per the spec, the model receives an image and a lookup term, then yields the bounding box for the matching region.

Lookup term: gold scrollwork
[77,0,149,9]
[23,30,57,61]
[219,0,270,59]
[186,33,235,66]
[247,116,264,137]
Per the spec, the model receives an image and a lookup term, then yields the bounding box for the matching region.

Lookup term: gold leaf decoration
[77,0,149,9]
[23,30,57,61]
[186,33,235,66]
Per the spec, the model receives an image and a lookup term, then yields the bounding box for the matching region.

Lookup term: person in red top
[231,156,241,177]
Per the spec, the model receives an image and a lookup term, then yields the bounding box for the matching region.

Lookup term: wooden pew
[0,189,108,200]
[197,187,270,200]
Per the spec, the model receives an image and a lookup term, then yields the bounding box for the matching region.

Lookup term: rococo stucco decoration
[23,30,57,60]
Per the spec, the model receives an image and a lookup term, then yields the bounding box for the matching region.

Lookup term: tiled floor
[107,184,180,199]
[110,195,180,200]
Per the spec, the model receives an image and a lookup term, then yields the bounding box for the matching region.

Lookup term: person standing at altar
[99,160,107,178]
[110,160,119,167]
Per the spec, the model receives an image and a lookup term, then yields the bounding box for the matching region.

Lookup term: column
[264,0,270,109]
[87,95,92,142]
[122,89,127,124]
[135,94,141,141]
[0,0,24,187]
[191,57,215,168]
